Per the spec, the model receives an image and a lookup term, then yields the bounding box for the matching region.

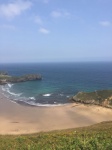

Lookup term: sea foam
[43,94,52,97]
[29,97,36,100]
[2,84,22,97]
[7,89,22,97]
[7,83,14,88]
[25,101,65,107]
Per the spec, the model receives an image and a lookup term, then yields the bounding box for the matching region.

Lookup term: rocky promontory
[0,71,42,85]
[70,90,112,108]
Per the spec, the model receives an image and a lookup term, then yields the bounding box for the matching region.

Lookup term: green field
[0,121,112,150]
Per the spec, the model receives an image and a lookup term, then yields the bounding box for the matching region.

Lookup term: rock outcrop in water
[70,90,112,108]
[0,71,42,85]
[0,71,8,76]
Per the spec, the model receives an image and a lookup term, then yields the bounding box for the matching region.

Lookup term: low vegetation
[0,71,42,85]
[71,90,112,108]
[0,121,112,150]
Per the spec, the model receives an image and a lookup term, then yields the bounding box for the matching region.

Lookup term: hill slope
[0,121,112,150]
[71,90,112,108]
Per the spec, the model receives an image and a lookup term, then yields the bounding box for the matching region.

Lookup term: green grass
[0,75,11,79]
[72,90,112,108]
[75,90,112,101]
[0,121,112,150]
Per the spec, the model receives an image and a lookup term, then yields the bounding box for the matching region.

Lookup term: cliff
[0,71,42,85]
[70,90,112,108]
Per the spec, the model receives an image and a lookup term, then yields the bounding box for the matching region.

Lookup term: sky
[0,0,112,63]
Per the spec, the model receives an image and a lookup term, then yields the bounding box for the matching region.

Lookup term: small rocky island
[0,71,42,85]
[70,90,112,108]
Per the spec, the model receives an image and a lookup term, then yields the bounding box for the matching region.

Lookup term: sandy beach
[0,87,112,135]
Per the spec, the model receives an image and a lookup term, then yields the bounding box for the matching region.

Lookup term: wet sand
[0,87,112,135]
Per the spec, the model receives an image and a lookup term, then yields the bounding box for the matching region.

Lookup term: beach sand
[0,87,112,135]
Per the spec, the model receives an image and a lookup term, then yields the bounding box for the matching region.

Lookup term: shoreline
[0,86,69,107]
[0,87,112,135]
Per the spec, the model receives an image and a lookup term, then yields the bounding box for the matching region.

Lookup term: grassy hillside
[71,90,112,108]
[0,121,112,150]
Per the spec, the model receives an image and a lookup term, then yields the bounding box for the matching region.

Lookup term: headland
[0,71,42,85]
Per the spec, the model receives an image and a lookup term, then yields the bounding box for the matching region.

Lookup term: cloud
[51,11,62,18]
[0,0,32,19]
[0,24,16,30]
[51,10,70,18]
[35,15,43,25]
[99,21,111,27]
[39,27,50,34]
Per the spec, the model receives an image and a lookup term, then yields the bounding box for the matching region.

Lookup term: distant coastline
[0,71,42,85]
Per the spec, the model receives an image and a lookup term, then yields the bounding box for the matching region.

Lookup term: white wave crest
[26,101,66,107]
[43,93,52,97]
[29,97,36,100]
[7,89,22,97]
[60,94,64,96]
[7,83,14,88]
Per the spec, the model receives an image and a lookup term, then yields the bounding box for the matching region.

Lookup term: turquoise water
[0,62,112,106]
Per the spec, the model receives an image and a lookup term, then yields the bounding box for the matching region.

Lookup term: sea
[0,62,112,106]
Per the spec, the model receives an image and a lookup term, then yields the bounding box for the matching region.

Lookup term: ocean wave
[43,93,52,97]
[60,94,64,96]
[1,90,68,107]
[1,85,69,107]
[66,95,70,98]
[29,97,36,100]
[25,101,66,107]
[1,84,22,97]
[7,83,14,88]
[7,89,22,97]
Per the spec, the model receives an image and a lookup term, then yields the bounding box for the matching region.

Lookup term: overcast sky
[0,0,112,63]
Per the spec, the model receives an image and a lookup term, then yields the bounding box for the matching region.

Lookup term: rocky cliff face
[6,74,42,83]
[70,90,112,108]
[0,72,42,84]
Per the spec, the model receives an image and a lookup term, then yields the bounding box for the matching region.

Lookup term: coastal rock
[0,79,7,85]
[0,71,8,75]
[70,90,112,108]
[0,72,42,84]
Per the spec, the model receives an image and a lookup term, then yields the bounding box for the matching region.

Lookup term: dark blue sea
[0,62,112,106]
